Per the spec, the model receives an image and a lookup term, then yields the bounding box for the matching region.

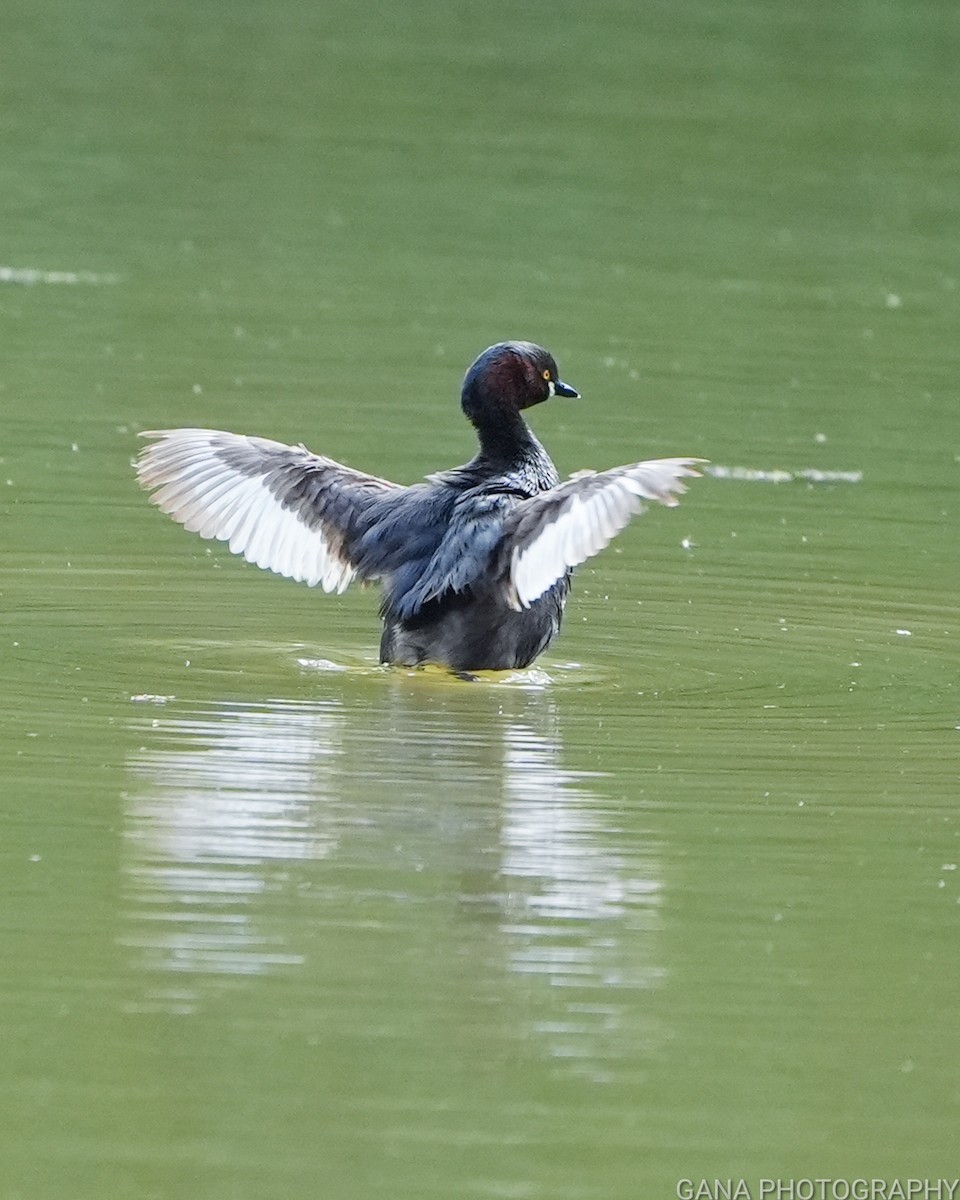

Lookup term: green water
[2,1,959,1196]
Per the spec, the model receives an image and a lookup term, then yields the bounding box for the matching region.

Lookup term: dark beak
[553,379,579,398]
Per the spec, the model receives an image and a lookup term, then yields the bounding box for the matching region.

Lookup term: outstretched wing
[500,458,704,610]
[136,428,402,591]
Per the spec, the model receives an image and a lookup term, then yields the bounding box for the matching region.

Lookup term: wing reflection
[502,724,658,922]
[123,700,343,1006]
[496,713,664,1077]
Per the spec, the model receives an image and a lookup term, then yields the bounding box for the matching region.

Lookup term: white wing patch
[137,429,356,592]
[508,458,703,610]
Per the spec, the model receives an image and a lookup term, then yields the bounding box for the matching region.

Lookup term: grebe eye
[542,369,551,381]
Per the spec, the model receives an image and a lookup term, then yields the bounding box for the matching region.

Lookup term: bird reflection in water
[123,677,664,1072]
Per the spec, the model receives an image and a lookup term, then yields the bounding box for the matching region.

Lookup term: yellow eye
[542,369,551,380]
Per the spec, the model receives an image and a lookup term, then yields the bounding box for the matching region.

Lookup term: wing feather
[136,428,401,591]
[503,458,704,610]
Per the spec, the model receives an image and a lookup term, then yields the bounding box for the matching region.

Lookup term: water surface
[2,1,958,1196]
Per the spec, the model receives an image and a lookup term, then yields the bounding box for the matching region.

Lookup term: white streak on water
[706,464,863,484]
[0,264,121,285]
